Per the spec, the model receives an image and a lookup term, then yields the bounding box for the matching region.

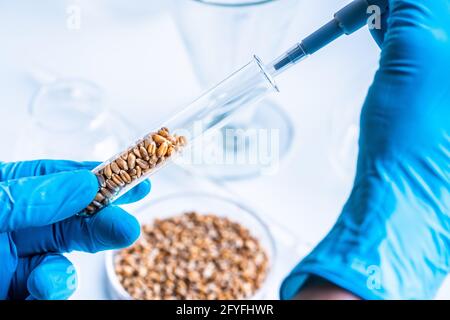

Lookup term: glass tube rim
[253,55,279,93]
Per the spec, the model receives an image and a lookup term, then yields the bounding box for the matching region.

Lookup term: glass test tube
[80,55,278,216]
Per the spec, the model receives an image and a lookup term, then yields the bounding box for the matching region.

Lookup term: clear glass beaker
[81,55,279,215]
[13,78,135,161]
[171,0,299,179]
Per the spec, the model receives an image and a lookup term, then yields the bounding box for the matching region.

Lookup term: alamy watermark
[172,121,281,175]
[366,265,382,290]
[352,259,383,291]
[367,5,383,30]
[66,4,81,31]
[66,265,78,291]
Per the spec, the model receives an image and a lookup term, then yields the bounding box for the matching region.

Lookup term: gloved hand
[0,160,151,300]
[282,0,450,299]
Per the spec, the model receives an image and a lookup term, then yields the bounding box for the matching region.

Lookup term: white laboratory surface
[0,1,448,299]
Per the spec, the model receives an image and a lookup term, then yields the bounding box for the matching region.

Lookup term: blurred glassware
[328,113,359,184]
[327,74,367,185]
[77,0,168,21]
[171,0,299,180]
[13,78,136,161]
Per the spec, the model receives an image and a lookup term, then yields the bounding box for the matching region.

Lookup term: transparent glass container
[171,0,299,180]
[80,56,278,215]
[172,0,300,87]
[13,78,134,161]
[105,192,277,300]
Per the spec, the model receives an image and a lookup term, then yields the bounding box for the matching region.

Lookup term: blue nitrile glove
[281,0,450,300]
[0,160,151,300]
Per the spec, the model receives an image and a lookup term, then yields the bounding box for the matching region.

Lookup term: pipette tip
[267,43,308,77]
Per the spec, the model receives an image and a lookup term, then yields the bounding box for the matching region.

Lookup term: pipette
[267,0,389,77]
[79,0,390,216]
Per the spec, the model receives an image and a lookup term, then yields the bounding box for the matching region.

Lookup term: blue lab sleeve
[281,0,450,300]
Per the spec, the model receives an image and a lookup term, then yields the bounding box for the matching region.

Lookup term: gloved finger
[0,233,17,299]
[63,205,141,252]
[114,179,151,205]
[379,0,450,58]
[0,170,98,232]
[12,181,150,256]
[0,159,151,203]
[12,205,141,255]
[363,0,450,126]
[8,253,77,300]
[0,160,99,181]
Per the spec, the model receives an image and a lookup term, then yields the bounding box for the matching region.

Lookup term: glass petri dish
[105,192,277,300]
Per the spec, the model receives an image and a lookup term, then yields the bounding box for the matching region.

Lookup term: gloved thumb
[27,254,77,300]
[8,254,77,300]
[0,170,98,233]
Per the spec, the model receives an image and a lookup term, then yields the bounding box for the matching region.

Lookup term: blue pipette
[267,0,389,77]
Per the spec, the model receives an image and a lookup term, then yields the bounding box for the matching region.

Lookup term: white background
[0,0,448,299]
